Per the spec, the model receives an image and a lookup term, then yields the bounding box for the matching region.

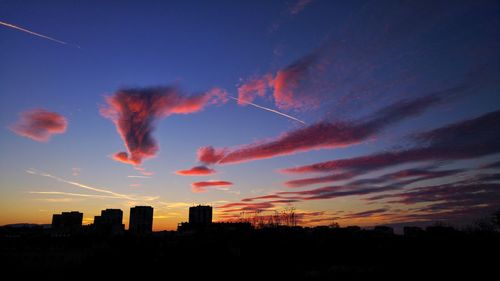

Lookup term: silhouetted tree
[329,221,340,229]
[493,210,500,231]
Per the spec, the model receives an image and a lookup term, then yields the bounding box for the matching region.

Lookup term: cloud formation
[237,52,320,111]
[342,208,389,219]
[101,86,227,166]
[199,94,444,165]
[228,168,496,225]
[237,74,273,105]
[176,165,216,176]
[191,180,233,193]
[26,169,158,202]
[10,109,67,142]
[240,166,465,208]
[283,110,500,174]
[288,0,314,16]
[217,201,277,213]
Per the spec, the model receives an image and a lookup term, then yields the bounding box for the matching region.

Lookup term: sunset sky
[1,0,499,230]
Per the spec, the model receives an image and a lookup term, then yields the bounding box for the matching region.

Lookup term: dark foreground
[1,226,499,280]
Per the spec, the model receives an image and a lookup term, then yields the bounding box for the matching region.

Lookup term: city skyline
[1,0,500,231]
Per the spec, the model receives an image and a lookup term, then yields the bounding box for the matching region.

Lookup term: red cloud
[10,109,67,142]
[272,53,320,110]
[236,53,319,111]
[199,95,443,165]
[101,86,227,166]
[197,146,227,164]
[176,166,216,176]
[237,74,273,104]
[283,110,500,174]
[191,180,233,193]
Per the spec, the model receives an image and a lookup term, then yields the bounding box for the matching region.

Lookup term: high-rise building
[94,209,124,235]
[129,206,153,234]
[51,211,83,235]
[189,205,212,225]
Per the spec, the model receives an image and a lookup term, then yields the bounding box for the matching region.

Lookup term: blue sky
[1,0,499,230]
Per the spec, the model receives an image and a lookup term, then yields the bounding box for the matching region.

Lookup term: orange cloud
[176,166,216,176]
[10,108,67,142]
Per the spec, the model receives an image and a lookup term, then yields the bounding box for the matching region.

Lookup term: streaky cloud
[283,110,500,174]
[191,180,233,193]
[199,93,447,165]
[25,169,157,202]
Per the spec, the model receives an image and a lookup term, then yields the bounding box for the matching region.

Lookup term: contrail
[229,96,306,125]
[0,20,79,47]
[29,191,122,199]
[26,169,133,200]
[127,175,152,179]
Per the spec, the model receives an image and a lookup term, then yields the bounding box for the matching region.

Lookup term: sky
[1,0,499,231]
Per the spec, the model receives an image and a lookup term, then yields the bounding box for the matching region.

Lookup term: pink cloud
[237,74,273,104]
[199,95,443,165]
[191,180,233,193]
[272,53,320,110]
[236,53,319,111]
[176,165,216,176]
[100,86,227,166]
[10,108,67,142]
[282,110,500,174]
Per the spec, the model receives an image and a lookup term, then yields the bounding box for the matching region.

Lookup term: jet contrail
[26,168,161,202]
[229,96,306,125]
[0,20,78,47]
[26,169,133,200]
[29,191,123,199]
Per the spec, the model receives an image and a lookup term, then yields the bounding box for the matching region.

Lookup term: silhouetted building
[94,209,124,235]
[51,211,83,236]
[129,206,153,234]
[373,225,394,235]
[189,205,212,226]
[426,224,457,236]
[404,226,424,237]
[178,221,253,233]
[344,225,362,232]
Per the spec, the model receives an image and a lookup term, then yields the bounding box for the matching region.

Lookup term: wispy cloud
[127,175,152,179]
[199,93,447,165]
[282,110,500,174]
[236,52,321,111]
[26,169,158,202]
[288,0,314,16]
[29,191,122,199]
[71,168,81,177]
